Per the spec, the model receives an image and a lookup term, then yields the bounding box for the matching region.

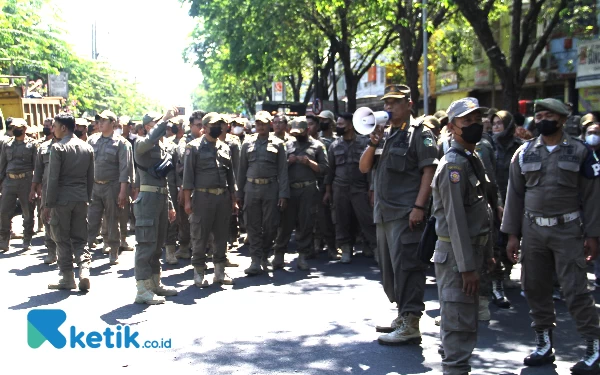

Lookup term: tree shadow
[175,323,433,374]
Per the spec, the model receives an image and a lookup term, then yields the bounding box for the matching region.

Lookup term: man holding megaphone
[358,84,439,346]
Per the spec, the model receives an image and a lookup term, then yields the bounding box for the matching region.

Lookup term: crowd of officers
[1,82,600,374]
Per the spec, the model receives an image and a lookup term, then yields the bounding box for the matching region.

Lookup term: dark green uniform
[237,134,289,263]
[45,134,94,277]
[0,135,37,249]
[33,138,58,260]
[274,137,328,256]
[133,121,174,281]
[183,135,236,270]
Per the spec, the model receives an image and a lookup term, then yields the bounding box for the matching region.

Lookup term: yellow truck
[0,86,63,130]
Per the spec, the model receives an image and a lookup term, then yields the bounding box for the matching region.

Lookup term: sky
[53,0,203,110]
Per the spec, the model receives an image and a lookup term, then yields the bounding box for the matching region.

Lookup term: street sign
[312,98,322,115]
[48,72,68,98]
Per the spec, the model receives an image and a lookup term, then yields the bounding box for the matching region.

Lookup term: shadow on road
[9,290,78,310]
[176,323,433,374]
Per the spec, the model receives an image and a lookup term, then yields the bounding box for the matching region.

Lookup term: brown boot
[377,313,421,346]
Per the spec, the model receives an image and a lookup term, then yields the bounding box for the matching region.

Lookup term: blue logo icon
[27,309,67,348]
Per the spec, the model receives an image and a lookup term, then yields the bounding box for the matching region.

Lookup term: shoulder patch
[423,137,434,147]
[449,170,461,184]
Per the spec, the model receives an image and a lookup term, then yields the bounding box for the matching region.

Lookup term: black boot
[492,279,511,308]
[571,339,600,375]
[524,329,555,366]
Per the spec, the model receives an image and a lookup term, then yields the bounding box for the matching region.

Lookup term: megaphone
[352,107,389,135]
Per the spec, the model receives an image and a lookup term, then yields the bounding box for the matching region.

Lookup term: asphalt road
[2,217,598,375]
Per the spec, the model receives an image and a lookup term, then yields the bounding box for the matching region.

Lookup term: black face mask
[87,127,94,136]
[74,130,83,138]
[169,125,179,134]
[12,128,23,137]
[209,127,222,139]
[296,134,308,143]
[320,122,330,132]
[536,119,560,136]
[336,127,346,137]
[460,123,484,144]
[42,127,52,136]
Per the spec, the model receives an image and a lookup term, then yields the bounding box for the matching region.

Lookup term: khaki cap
[202,112,225,126]
[317,110,335,122]
[75,118,90,127]
[289,116,308,134]
[11,118,27,127]
[422,116,440,131]
[255,111,273,123]
[381,84,411,100]
[26,125,42,134]
[581,113,597,127]
[534,98,569,116]
[95,110,118,122]
[142,112,163,126]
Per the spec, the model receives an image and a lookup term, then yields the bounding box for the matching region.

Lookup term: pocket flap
[441,287,475,304]
[558,160,580,172]
[334,149,345,156]
[136,218,154,227]
[105,147,117,155]
[433,251,448,264]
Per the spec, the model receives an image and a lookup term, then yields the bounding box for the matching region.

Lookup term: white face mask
[129,133,137,140]
[586,134,600,146]
[114,128,123,136]
[232,126,244,135]
[251,128,256,133]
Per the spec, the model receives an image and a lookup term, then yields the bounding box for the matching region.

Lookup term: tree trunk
[345,75,358,113]
[502,77,520,114]
[405,59,420,114]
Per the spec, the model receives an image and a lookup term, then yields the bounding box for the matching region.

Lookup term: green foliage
[0,0,158,117]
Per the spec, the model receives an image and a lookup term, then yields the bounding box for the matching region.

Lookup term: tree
[383,0,452,111]
[453,0,586,112]
[303,0,399,112]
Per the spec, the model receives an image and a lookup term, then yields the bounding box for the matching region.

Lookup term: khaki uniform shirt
[134,121,171,188]
[372,119,439,223]
[224,133,241,177]
[237,134,289,199]
[325,135,370,192]
[431,141,492,272]
[45,134,94,207]
[285,138,329,184]
[501,134,600,237]
[0,136,37,179]
[182,135,235,193]
[88,133,132,183]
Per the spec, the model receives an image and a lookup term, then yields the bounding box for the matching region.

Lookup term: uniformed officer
[273,117,328,270]
[43,113,94,291]
[323,112,376,263]
[231,117,247,144]
[502,98,600,373]
[273,112,295,143]
[183,112,237,287]
[307,113,336,257]
[133,109,178,305]
[174,110,205,260]
[358,84,438,345]
[30,119,58,264]
[431,97,493,375]
[237,111,289,275]
[117,115,134,252]
[218,115,241,251]
[86,110,132,265]
[490,110,523,293]
[0,118,37,251]
[163,132,181,265]
[75,118,89,142]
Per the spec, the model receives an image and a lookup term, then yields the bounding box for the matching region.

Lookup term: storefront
[576,39,600,113]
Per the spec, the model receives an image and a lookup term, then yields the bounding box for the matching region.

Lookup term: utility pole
[422,0,429,115]
[92,21,98,60]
